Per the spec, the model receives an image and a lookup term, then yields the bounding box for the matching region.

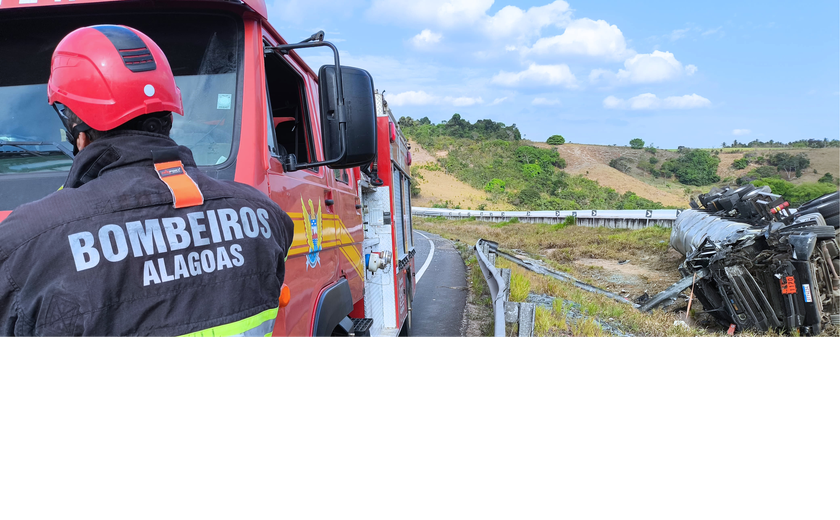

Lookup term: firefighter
[0,25,295,336]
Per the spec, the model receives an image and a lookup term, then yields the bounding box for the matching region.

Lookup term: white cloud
[527,18,632,60]
[669,28,691,41]
[702,26,724,37]
[591,51,697,85]
[450,96,483,106]
[388,91,441,106]
[603,93,711,110]
[492,63,577,88]
[410,29,443,49]
[732,129,751,136]
[489,97,508,105]
[481,1,572,40]
[367,0,571,42]
[533,97,561,106]
[387,91,483,107]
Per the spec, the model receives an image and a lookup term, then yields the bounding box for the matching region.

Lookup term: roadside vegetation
[416,217,831,338]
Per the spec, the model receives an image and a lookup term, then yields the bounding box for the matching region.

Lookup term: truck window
[263,51,316,170]
[0,10,242,211]
[334,168,350,184]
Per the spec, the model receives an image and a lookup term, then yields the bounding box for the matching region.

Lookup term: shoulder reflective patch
[154,160,204,209]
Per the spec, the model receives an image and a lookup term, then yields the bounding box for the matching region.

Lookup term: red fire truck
[0,0,416,337]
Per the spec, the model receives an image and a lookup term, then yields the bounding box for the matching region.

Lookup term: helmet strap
[52,103,91,156]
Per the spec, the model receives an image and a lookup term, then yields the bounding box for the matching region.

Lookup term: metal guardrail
[415,207,686,229]
[474,239,535,337]
[495,250,638,308]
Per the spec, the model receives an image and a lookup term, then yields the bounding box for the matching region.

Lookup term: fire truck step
[351,318,374,336]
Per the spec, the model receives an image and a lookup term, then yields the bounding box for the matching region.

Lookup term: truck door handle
[325,199,335,206]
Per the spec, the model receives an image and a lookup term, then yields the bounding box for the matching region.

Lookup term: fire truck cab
[0,0,416,336]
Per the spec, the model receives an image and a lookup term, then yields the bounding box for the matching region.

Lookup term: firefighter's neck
[76,132,90,152]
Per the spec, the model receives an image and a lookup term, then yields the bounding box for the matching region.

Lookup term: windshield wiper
[0,141,74,160]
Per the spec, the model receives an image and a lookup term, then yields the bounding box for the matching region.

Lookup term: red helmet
[48,25,183,132]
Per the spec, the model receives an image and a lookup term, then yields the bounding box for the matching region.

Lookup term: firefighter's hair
[63,107,173,141]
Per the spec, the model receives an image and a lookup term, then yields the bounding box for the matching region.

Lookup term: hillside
[410,141,514,210]
[401,114,838,211]
[529,143,688,207]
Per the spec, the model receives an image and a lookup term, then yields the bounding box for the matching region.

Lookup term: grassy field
[416,217,836,338]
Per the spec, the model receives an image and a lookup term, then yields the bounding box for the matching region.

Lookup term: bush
[733,157,749,170]
[649,156,658,164]
[484,178,506,193]
[609,157,634,173]
[409,177,421,196]
[629,138,645,149]
[547,135,565,145]
[752,179,838,205]
[660,149,721,186]
[818,173,835,184]
[747,165,777,179]
[645,146,656,154]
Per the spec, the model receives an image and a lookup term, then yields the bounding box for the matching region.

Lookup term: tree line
[724,138,839,149]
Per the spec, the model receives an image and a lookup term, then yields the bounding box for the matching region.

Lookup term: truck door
[328,165,365,301]
[262,40,339,335]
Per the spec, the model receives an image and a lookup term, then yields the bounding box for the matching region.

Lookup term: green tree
[660,149,721,186]
[546,134,565,145]
[629,138,645,149]
[769,152,811,180]
[733,157,749,170]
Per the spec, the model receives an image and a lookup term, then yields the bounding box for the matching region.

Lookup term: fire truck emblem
[301,197,323,269]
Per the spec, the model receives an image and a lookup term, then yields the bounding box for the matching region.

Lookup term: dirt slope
[410,141,514,210]
[532,143,689,207]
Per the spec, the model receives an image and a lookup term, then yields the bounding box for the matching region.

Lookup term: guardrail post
[504,301,519,323]
[518,303,536,337]
[500,268,511,300]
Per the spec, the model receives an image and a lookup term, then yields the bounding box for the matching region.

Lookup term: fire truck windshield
[0,10,242,211]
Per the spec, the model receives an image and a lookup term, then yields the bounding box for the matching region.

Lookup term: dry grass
[415,218,672,262]
[718,148,839,185]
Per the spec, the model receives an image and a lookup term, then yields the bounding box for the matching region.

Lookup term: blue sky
[266,0,839,149]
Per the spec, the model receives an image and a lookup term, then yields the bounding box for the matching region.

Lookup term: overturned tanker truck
[642,186,839,335]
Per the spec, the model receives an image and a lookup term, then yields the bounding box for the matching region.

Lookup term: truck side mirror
[319,65,376,169]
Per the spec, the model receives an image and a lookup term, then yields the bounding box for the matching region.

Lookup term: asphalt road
[410,231,468,337]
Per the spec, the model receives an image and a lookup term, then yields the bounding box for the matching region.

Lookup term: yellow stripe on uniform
[181,307,279,337]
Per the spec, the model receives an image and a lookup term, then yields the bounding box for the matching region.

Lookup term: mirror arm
[265,41,347,171]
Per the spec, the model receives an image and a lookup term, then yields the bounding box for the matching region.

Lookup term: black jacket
[0,131,294,336]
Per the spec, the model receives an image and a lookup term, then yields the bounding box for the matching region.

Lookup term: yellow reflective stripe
[181,307,279,337]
